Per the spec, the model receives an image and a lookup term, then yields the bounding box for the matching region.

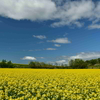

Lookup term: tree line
[0,58,100,69]
[69,58,100,69]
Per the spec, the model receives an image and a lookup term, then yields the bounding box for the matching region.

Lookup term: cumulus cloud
[0,0,56,21]
[56,60,66,64]
[33,35,46,39]
[54,44,61,47]
[22,56,36,60]
[1,0,100,28]
[50,52,100,65]
[48,38,71,44]
[69,52,100,60]
[45,48,56,50]
[53,0,100,28]
[51,0,94,27]
[49,59,67,65]
[88,24,100,29]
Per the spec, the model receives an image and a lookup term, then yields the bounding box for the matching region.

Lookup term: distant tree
[85,60,91,65]
[29,61,36,68]
[64,64,69,69]
[98,58,100,64]
[7,61,14,68]
[90,59,98,66]
[69,59,88,69]
[69,60,75,68]
[0,60,7,68]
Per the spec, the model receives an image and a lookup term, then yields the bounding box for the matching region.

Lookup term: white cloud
[22,56,36,60]
[88,24,100,29]
[54,44,61,47]
[53,1,100,28]
[56,60,66,64]
[48,38,71,44]
[33,35,46,39]
[69,52,100,60]
[36,57,44,59]
[45,48,56,50]
[49,59,68,65]
[55,52,100,64]
[51,0,94,27]
[51,20,84,28]
[1,0,100,28]
[0,0,56,21]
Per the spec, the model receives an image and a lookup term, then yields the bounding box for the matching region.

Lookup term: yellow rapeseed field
[0,69,100,100]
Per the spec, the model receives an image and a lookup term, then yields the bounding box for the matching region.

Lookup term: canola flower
[0,69,100,100]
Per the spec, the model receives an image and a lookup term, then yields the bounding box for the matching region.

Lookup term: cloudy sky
[0,0,100,64]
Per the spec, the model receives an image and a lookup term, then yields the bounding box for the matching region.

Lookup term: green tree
[69,59,88,69]
[7,61,14,68]
[90,59,98,66]
[1,60,7,68]
[98,58,100,64]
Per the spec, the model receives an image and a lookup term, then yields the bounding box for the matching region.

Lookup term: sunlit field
[0,69,100,100]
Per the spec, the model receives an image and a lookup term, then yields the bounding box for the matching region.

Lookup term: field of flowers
[0,69,100,100]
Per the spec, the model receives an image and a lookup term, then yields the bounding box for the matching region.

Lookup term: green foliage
[90,59,98,65]
[86,58,100,66]
[69,59,88,69]
[0,60,14,68]
[29,61,55,69]
[7,61,14,68]
[14,63,29,68]
[1,58,100,69]
[98,58,100,63]
[29,61,69,69]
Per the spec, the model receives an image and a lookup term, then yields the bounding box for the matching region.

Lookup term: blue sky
[0,0,100,64]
